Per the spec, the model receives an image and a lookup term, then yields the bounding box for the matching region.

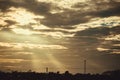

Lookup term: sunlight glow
[7,7,36,25]
[97,47,110,51]
[5,7,45,25]
[33,24,50,30]
[12,28,33,35]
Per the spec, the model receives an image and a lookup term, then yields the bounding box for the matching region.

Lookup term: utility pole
[46,67,48,73]
[84,60,86,74]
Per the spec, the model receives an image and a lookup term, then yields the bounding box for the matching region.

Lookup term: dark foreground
[0,70,120,80]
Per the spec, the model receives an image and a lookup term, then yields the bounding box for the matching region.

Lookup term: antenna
[84,60,86,74]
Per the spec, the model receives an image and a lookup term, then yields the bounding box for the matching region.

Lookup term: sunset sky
[0,0,120,73]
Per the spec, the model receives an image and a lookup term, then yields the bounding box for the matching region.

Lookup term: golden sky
[0,0,120,73]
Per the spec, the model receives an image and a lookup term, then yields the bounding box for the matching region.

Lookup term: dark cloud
[0,0,97,28]
[1,0,120,28]
[4,20,16,26]
[22,0,51,15]
[93,5,120,17]
[61,26,120,52]
[40,1,120,27]
[0,0,12,12]
[111,45,120,50]
[110,26,120,34]
[70,1,120,24]
[75,27,110,37]
[40,11,90,27]
[75,26,120,37]
[0,0,52,14]
[74,27,119,53]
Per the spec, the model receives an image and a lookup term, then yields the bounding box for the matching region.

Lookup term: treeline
[0,70,120,80]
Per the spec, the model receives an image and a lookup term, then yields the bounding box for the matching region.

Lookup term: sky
[0,0,120,73]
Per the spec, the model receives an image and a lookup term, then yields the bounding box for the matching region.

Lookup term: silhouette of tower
[84,60,86,74]
[46,67,48,73]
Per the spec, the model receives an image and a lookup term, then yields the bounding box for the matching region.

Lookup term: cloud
[0,52,33,56]
[40,11,91,26]
[1,0,120,28]
[0,42,67,50]
[97,47,110,51]
[0,0,52,14]
[91,1,120,17]
[39,0,120,27]
[75,25,120,37]
[1,0,120,29]
[0,0,120,73]
[70,25,120,56]
[22,0,52,15]
[105,34,120,41]
[4,20,16,25]
[0,0,12,12]
[0,58,27,63]
[92,5,120,17]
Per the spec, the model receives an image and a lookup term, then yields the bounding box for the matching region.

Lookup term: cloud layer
[0,0,120,73]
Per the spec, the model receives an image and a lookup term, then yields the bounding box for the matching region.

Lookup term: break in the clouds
[0,0,120,73]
